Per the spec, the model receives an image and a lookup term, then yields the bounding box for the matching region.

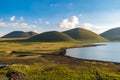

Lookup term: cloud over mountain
[59,16,108,34]
[81,23,108,34]
[10,16,16,21]
[0,16,38,29]
[59,16,79,29]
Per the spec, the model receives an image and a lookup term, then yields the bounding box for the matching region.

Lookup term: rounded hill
[100,27,120,41]
[27,31,75,42]
[63,28,108,42]
[27,31,38,37]
[2,31,30,38]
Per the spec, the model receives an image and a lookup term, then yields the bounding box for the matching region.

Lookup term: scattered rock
[0,64,6,69]
[6,51,12,54]
[59,49,66,56]
[41,67,53,73]
[11,51,19,53]
[6,71,26,80]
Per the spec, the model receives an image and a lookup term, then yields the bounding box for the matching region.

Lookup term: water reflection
[66,42,120,63]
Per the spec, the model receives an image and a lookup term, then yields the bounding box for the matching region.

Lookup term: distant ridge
[63,28,108,42]
[1,28,108,42]
[2,31,38,38]
[100,27,120,41]
[27,31,75,42]
[27,31,38,37]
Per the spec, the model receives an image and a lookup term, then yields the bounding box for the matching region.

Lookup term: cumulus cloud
[59,16,79,29]
[45,21,50,25]
[20,17,24,21]
[59,16,108,34]
[0,17,37,29]
[0,21,8,27]
[10,16,16,21]
[81,23,108,34]
[0,16,42,36]
[8,22,37,28]
[33,29,39,33]
[0,32,5,37]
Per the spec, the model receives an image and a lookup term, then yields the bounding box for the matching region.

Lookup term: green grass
[101,27,120,41]
[63,28,108,42]
[0,40,119,80]
[0,41,90,54]
[2,31,38,38]
[0,64,120,80]
[27,31,75,42]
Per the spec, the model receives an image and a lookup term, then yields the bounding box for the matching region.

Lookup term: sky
[0,0,120,36]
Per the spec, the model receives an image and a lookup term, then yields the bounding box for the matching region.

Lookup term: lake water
[0,64,5,67]
[66,42,120,63]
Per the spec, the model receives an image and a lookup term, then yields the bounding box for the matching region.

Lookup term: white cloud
[10,16,16,21]
[45,21,50,25]
[9,22,37,28]
[59,16,110,34]
[33,29,39,33]
[20,17,24,21]
[39,19,42,24]
[0,20,37,29]
[0,21,8,27]
[59,16,79,29]
[0,32,5,37]
[81,23,109,34]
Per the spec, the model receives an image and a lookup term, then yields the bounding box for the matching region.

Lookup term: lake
[0,64,5,67]
[66,42,120,63]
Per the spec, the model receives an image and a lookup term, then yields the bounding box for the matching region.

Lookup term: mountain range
[100,27,120,41]
[4,27,120,42]
[27,28,108,42]
[2,31,38,38]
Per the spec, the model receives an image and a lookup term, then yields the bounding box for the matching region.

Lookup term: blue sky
[0,0,120,36]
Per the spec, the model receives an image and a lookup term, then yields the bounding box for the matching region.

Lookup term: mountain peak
[101,27,120,41]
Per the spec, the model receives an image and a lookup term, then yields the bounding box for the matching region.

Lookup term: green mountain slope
[27,31,75,42]
[27,31,38,37]
[1,31,30,38]
[1,31,38,38]
[100,27,120,41]
[63,28,108,42]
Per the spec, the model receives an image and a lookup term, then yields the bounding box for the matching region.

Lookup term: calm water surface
[66,42,120,63]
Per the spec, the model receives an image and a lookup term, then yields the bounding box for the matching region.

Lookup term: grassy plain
[0,39,119,80]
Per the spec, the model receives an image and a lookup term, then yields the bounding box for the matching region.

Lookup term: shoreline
[56,44,120,65]
[0,42,119,66]
[0,42,120,80]
[41,53,120,66]
[64,55,120,65]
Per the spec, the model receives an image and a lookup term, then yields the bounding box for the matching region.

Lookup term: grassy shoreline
[0,41,120,80]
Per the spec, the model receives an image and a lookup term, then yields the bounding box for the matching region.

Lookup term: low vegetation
[1,31,38,38]
[101,27,120,41]
[27,31,75,42]
[63,28,108,42]
[0,39,119,80]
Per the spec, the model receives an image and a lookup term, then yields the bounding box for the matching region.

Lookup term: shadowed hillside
[27,31,38,37]
[27,31,75,42]
[1,31,30,38]
[63,28,108,42]
[100,27,120,41]
[1,31,38,38]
